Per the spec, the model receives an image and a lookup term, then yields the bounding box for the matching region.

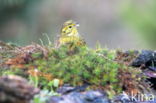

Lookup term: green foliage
[0,42,144,98]
[31,77,60,103]
[29,44,124,96]
[1,68,25,76]
[33,89,59,103]
[29,74,39,88]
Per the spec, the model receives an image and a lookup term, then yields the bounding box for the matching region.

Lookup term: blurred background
[0,0,155,50]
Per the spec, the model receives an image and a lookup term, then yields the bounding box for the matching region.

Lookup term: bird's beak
[75,22,80,27]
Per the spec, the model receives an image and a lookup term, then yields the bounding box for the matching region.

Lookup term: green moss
[28,44,134,96]
[0,42,146,98]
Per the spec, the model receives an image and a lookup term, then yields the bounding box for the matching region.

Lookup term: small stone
[132,50,156,68]
[0,75,40,103]
[48,90,110,103]
[57,84,88,94]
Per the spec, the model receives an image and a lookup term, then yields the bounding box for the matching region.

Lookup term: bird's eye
[68,26,72,28]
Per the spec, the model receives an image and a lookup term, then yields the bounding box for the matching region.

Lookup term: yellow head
[61,20,79,37]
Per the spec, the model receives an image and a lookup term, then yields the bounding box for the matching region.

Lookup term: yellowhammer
[56,20,86,47]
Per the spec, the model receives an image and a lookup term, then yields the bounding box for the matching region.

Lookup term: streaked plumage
[57,20,86,47]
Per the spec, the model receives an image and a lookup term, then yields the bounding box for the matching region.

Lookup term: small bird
[56,20,86,47]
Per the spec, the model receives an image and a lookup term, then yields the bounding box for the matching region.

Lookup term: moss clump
[1,43,147,98]
[25,44,143,97]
